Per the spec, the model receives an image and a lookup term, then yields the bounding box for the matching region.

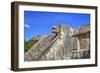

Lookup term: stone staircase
[24,33,61,61]
[24,24,90,61]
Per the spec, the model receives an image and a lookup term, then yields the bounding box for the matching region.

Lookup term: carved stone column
[76,36,81,58]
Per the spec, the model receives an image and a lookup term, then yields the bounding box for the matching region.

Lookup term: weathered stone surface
[24,33,57,61]
[39,24,73,60]
[24,24,90,61]
[72,24,90,36]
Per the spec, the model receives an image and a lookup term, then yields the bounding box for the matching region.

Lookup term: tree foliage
[24,39,38,52]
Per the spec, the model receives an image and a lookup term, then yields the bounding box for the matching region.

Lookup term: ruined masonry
[24,24,90,61]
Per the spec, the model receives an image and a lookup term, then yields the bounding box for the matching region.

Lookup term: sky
[24,11,90,41]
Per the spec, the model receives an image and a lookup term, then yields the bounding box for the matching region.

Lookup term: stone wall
[39,24,73,60]
[24,24,90,61]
